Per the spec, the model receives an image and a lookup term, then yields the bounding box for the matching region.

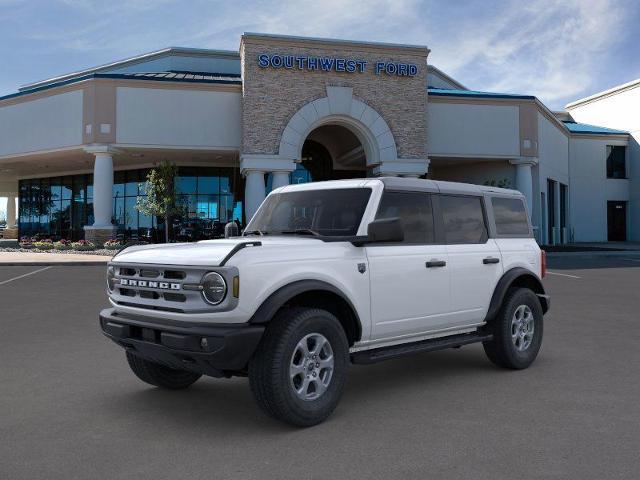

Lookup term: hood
[111,236,323,266]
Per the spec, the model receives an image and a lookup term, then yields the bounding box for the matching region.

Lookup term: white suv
[100,178,549,426]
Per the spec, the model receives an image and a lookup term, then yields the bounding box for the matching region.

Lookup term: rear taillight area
[541,250,547,278]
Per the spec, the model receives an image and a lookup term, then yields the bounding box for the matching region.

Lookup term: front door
[607,201,627,241]
[367,191,451,341]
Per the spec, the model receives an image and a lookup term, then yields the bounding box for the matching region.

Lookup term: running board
[351,332,493,365]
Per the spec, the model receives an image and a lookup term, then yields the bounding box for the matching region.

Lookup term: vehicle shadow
[100,346,500,433]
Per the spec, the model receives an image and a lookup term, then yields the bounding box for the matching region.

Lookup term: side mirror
[366,217,404,243]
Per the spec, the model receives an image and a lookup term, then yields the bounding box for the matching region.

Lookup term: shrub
[19,236,34,249]
[33,239,54,250]
[71,240,96,251]
[54,239,73,250]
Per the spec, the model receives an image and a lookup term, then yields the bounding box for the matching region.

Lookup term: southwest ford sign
[257,54,418,77]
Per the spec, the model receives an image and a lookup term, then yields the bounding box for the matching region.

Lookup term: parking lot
[1,257,640,479]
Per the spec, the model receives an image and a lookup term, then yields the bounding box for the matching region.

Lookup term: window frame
[372,189,440,245]
[437,193,490,245]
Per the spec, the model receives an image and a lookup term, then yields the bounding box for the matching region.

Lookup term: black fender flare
[484,267,549,322]
[248,279,363,340]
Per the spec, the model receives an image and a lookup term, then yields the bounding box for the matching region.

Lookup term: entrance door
[607,201,627,241]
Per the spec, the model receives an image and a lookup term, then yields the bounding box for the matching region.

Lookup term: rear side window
[491,197,530,235]
[440,195,487,244]
[375,191,434,243]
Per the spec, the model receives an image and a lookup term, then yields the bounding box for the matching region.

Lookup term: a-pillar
[83,145,117,245]
[510,158,538,218]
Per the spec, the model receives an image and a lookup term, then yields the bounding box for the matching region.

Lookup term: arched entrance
[298,124,367,182]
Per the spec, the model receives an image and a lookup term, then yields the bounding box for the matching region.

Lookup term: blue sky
[1,0,640,215]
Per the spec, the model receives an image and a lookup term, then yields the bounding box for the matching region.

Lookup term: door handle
[426,260,447,268]
[483,257,500,264]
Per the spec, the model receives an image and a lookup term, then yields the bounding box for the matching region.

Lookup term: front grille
[111,264,208,313]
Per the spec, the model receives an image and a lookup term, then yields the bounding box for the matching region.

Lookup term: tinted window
[492,197,530,235]
[440,195,487,244]
[375,191,434,243]
[246,188,371,237]
[606,145,626,179]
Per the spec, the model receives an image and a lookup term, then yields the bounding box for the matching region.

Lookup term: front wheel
[483,287,544,369]
[249,307,349,427]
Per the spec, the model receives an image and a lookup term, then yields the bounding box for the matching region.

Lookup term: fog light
[107,266,116,292]
[200,337,209,349]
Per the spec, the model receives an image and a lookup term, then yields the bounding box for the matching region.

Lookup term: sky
[1,0,640,216]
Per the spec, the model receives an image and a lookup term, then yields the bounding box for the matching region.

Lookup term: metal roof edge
[565,78,640,109]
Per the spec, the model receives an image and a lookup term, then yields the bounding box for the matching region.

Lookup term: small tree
[136,161,182,243]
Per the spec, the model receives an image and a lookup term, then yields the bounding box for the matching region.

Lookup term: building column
[510,158,538,217]
[244,170,266,222]
[240,154,295,223]
[6,195,16,228]
[271,171,290,190]
[84,145,117,245]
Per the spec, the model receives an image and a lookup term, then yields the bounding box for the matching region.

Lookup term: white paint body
[110,179,542,352]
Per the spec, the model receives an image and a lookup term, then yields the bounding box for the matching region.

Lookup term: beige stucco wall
[240,35,429,160]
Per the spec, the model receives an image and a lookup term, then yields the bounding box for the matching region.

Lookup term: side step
[351,331,493,365]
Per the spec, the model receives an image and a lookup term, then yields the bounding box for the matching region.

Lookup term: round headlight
[107,266,116,292]
[201,272,227,305]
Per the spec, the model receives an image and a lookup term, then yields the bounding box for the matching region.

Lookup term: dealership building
[0,33,637,244]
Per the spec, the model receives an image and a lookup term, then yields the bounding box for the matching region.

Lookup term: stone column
[84,145,117,245]
[510,158,537,217]
[244,170,266,222]
[271,171,290,190]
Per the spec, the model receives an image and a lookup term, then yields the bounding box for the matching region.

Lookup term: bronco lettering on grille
[119,279,181,290]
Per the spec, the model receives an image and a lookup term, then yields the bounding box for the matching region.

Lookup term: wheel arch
[484,268,548,323]
[249,280,363,346]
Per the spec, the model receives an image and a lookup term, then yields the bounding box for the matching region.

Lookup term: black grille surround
[108,262,239,313]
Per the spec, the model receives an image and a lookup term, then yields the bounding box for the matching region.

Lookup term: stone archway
[278,86,398,168]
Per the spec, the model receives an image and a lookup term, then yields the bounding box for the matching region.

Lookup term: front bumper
[99,308,264,377]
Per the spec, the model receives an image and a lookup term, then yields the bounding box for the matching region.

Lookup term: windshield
[245,188,372,237]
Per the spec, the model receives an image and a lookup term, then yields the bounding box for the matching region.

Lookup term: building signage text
[257,53,418,77]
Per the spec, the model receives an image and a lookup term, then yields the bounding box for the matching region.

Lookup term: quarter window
[440,195,487,244]
[491,197,530,235]
[375,191,434,243]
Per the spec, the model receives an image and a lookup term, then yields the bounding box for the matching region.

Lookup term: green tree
[136,161,182,243]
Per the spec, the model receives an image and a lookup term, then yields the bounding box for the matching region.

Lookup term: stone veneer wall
[240,36,429,160]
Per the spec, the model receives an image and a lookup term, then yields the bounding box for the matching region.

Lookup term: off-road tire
[249,307,349,427]
[126,351,202,389]
[483,287,544,369]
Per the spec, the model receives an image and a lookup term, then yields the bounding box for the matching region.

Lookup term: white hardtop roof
[272,178,522,197]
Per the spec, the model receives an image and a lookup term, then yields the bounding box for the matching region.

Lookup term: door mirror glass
[366,217,404,243]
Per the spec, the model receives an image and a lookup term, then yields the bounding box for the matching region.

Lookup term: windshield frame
[244,184,379,241]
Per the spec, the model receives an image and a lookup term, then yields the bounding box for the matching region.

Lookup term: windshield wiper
[279,228,321,237]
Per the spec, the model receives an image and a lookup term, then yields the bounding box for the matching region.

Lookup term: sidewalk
[0,251,112,266]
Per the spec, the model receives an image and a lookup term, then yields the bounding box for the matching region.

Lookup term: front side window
[440,195,487,244]
[606,145,626,179]
[246,188,372,237]
[492,197,530,235]
[375,191,434,243]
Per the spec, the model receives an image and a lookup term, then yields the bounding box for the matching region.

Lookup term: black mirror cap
[366,217,404,243]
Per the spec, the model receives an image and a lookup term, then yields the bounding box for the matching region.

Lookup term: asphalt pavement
[1,258,639,479]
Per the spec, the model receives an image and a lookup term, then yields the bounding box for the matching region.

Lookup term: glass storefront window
[18,166,243,242]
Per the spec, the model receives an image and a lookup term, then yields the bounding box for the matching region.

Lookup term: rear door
[367,191,451,340]
[438,194,503,326]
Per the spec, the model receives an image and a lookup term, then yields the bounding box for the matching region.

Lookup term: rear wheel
[483,287,543,369]
[249,307,349,427]
[126,351,201,389]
